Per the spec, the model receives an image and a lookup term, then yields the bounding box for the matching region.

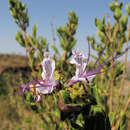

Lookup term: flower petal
[70,57,77,64]
[36,84,54,94]
[21,84,30,94]
[87,75,96,82]
[68,76,86,86]
[41,52,56,82]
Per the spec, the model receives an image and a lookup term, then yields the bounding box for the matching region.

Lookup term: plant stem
[114,98,130,130]
[21,29,35,76]
[109,62,114,113]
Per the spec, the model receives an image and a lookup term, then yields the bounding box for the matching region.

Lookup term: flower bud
[109,1,118,11]
[114,8,122,20]
[120,15,128,26]
[22,3,26,9]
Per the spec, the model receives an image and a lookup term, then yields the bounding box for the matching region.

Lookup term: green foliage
[52,11,79,82]
[57,11,78,59]
[16,31,25,47]
[9,0,48,75]
[59,90,70,103]
[120,15,128,27]
[114,7,122,20]
[109,1,123,12]
[9,0,29,31]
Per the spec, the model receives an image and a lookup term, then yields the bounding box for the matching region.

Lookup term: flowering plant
[8,0,130,129]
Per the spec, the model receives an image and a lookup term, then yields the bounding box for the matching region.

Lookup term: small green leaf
[109,1,117,11]
[51,44,59,54]
[120,15,128,25]
[15,31,25,47]
[32,24,37,39]
[125,4,130,15]
[114,8,122,20]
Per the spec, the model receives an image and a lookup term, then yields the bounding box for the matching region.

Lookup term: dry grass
[0,54,27,73]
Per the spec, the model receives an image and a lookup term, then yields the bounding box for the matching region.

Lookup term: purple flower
[37,52,58,94]
[68,40,130,86]
[21,52,58,102]
[69,49,89,81]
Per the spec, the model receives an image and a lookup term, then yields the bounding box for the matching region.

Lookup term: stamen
[86,40,90,69]
[93,41,119,72]
[95,45,130,72]
[94,62,120,75]
[93,45,106,67]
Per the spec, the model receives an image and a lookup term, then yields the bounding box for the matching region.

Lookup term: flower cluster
[21,40,130,102]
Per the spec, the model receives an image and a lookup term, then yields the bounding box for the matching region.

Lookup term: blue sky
[0,0,129,60]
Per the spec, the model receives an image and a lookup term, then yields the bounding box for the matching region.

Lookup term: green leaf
[51,44,59,54]
[69,39,76,50]
[114,8,122,20]
[15,31,25,47]
[108,112,115,126]
[125,3,130,15]
[120,15,128,25]
[97,30,105,42]
[54,109,60,119]
[119,2,123,9]
[8,0,29,29]
[32,24,37,40]
[59,90,70,103]
[109,1,117,11]
[76,114,84,127]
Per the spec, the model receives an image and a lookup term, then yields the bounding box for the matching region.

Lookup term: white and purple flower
[69,49,91,81]
[68,48,96,86]
[68,40,130,86]
[21,52,58,102]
